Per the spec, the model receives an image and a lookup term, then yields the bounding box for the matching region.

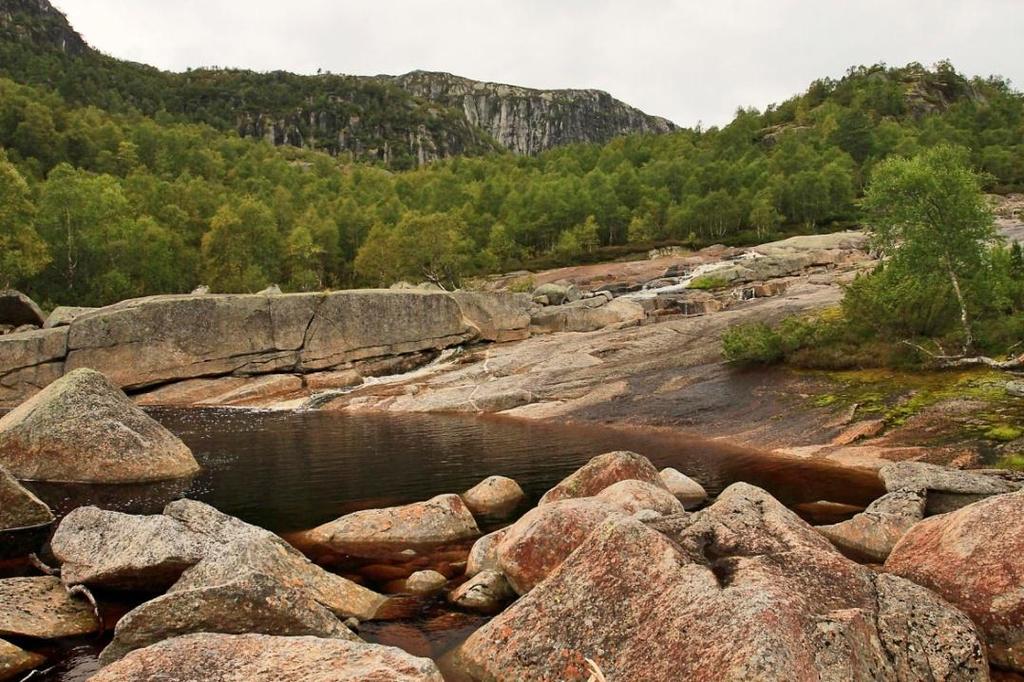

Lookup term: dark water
[15,408,883,681]
[26,408,882,533]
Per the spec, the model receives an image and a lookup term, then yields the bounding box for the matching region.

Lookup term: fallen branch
[901,340,1024,370]
[28,553,59,576]
[585,658,607,682]
[67,584,102,630]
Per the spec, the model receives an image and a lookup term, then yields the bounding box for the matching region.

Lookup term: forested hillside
[1,37,1022,306]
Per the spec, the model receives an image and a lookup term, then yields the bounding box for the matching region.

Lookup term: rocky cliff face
[0,0,87,56]
[386,71,677,155]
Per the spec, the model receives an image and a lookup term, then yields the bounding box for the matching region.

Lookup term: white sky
[54,0,1024,127]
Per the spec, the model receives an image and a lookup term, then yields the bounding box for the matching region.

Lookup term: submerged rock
[0,638,44,681]
[659,467,708,509]
[461,475,525,517]
[816,489,925,562]
[886,489,1024,672]
[595,479,685,516]
[298,494,480,560]
[98,572,356,665]
[0,368,199,483]
[0,290,44,328]
[51,506,210,591]
[448,570,514,613]
[90,633,445,682]
[879,461,1021,514]
[0,466,53,532]
[538,450,664,505]
[458,483,988,681]
[0,576,99,639]
[495,498,626,595]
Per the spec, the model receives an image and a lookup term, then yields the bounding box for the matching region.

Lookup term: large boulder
[539,451,664,505]
[0,576,99,639]
[0,290,44,328]
[461,475,525,518]
[458,483,988,681]
[879,461,1021,514]
[0,368,199,483]
[0,639,44,681]
[163,500,386,621]
[298,494,480,560]
[595,479,685,516]
[659,467,708,509]
[466,527,508,577]
[451,292,531,342]
[90,633,445,682]
[51,506,210,590]
[885,489,1024,672]
[532,282,579,306]
[98,572,356,665]
[816,489,925,562]
[0,466,52,531]
[495,498,626,595]
[529,297,645,334]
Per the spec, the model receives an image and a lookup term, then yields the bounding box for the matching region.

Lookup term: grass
[688,274,732,291]
[985,424,1023,442]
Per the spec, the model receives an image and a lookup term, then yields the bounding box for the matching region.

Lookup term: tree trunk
[943,256,973,355]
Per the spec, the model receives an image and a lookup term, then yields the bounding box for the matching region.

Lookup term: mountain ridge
[0,0,675,166]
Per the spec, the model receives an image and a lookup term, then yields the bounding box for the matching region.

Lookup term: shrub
[722,323,785,364]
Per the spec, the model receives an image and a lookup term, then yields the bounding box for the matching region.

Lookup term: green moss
[985,424,1023,442]
[997,453,1024,470]
[813,394,839,407]
[688,274,731,291]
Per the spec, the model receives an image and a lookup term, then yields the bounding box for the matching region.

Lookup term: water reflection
[26,408,881,533]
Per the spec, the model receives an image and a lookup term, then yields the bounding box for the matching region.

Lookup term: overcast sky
[55,0,1024,127]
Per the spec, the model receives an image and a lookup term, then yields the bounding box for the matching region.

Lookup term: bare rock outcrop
[0,368,199,483]
[886,489,1024,672]
[457,483,988,681]
[90,633,445,682]
[448,570,514,613]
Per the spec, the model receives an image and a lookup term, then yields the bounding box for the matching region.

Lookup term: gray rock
[404,570,447,596]
[98,572,356,665]
[0,326,66,407]
[12,324,37,334]
[816,489,926,562]
[190,285,210,294]
[462,475,525,517]
[164,500,386,621]
[297,494,480,560]
[0,290,44,327]
[659,467,708,509]
[256,284,282,295]
[451,292,531,342]
[90,633,445,682]
[0,368,199,483]
[448,570,514,612]
[531,282,579,306]
[879,461,1022,514]
[1006,380,1024,398]
[0,465,53,532]
[43,306,96,328]
[0,576,99,639]
[51,506,210,590]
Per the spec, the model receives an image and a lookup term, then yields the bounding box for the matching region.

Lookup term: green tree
[0,150,49,287]
[354,212,473,289]
[862,145,996,351]
[201,197,282,293]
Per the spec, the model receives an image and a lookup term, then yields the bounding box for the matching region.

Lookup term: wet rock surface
[458,482,989,681]
[0,638,44,681]
[886,489,1024,672]
[816,489,926,562]
[298,494,480,560]
[98,572,357,665]
[90,632,446,682]
[0,576,99,639]
[0,368,199,483]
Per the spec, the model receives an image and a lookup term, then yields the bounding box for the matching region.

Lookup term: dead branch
[28,553,59,576]
[67,584,102,629]
[901,340,1024,369]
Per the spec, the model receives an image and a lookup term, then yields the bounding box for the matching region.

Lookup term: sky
[54,0,1024,128]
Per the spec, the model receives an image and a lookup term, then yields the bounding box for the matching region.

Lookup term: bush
[722,323,785,364]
